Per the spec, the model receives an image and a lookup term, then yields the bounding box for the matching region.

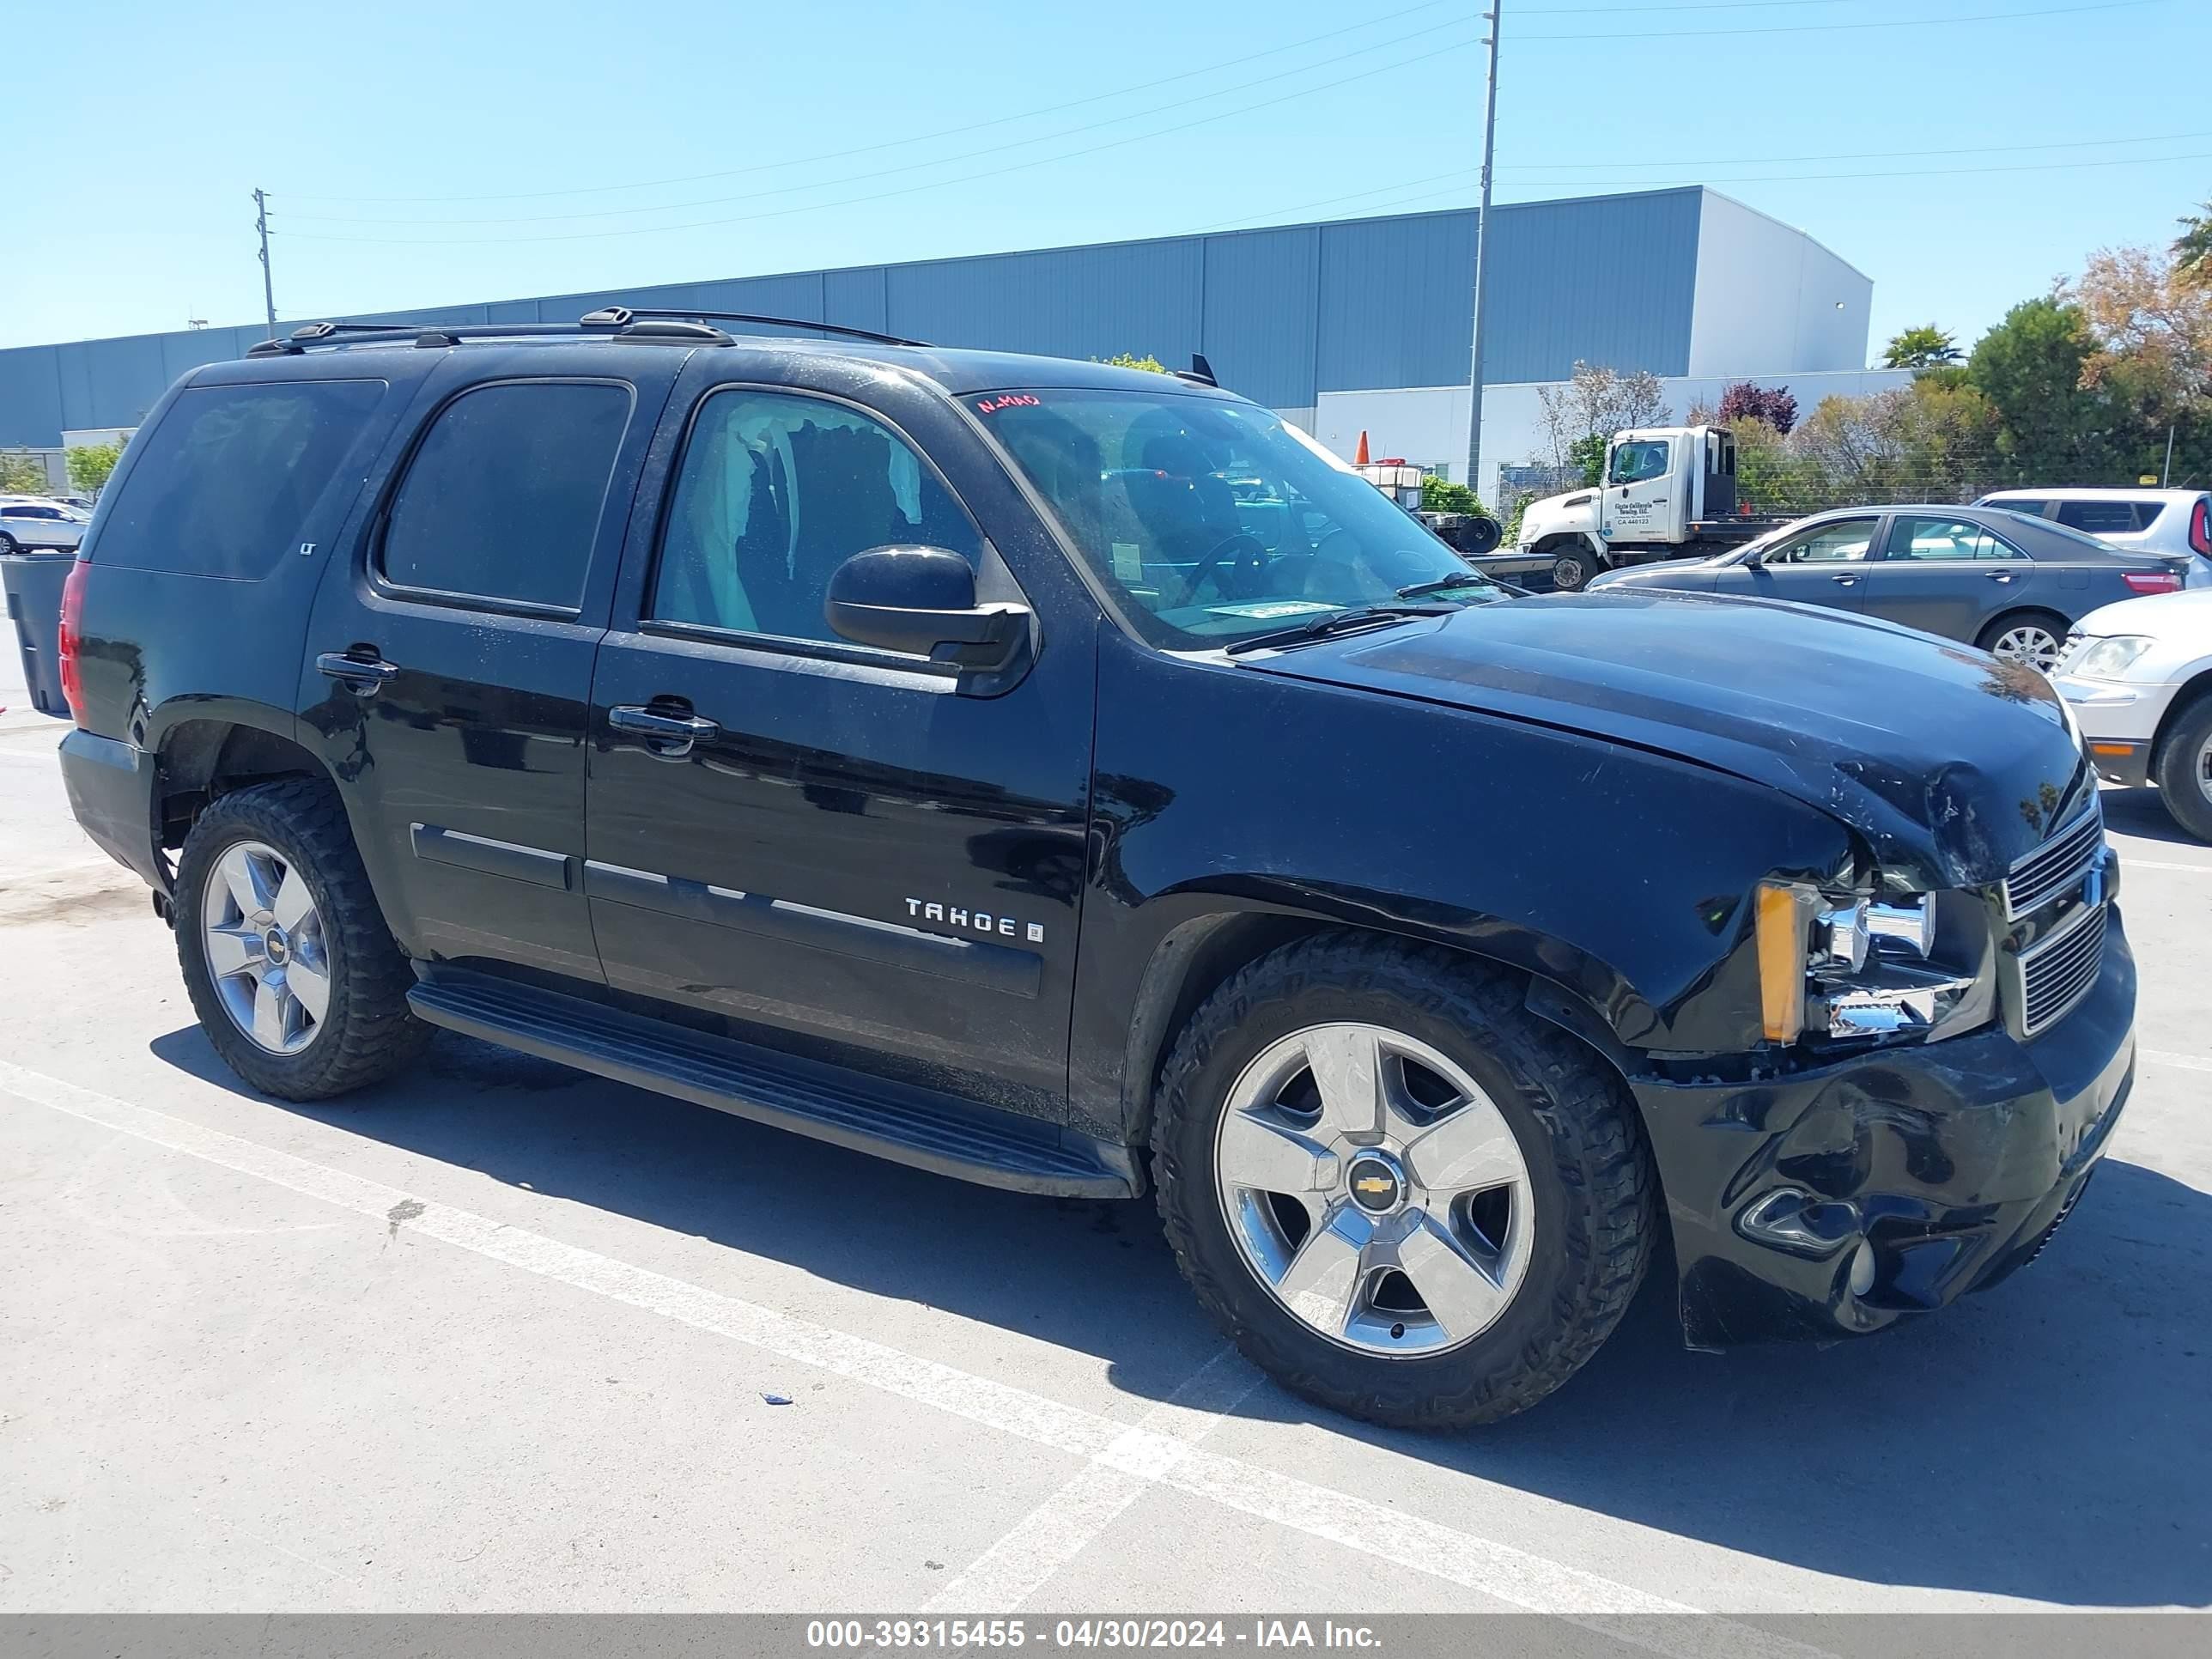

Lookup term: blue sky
[10,0,2209,359]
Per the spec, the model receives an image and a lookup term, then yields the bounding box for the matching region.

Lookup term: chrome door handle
[1984,571,2015,583]
[316,651,398,693]
[1830,574,1859,586]
[609,703,720,756]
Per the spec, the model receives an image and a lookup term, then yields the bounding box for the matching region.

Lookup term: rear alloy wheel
[1978,613,2067,674]
[174,777,428,1099]
[1152,934,1656,1430]
[2152,695,2212,842]
[200,839,331,1055]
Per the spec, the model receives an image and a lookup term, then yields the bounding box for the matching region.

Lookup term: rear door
[1862,513,2043,642]
[300,353,680,982]
[581,362,1097,1120]
[1714,514,1881,612]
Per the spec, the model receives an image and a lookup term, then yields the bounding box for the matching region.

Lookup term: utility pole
[253,188,277,337]
[1462,3,1502,500]
[2163,422,2177,487]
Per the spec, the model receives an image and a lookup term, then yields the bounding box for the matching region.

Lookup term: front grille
[2020,901,2106,1036]
[2003,806,2105,920]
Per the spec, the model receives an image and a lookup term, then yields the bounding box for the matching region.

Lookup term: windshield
[975,388,1504,648]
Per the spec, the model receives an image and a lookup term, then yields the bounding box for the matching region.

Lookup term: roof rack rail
[245,317,734,357]
[579,306,928,349]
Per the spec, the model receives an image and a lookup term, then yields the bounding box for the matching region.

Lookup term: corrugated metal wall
[0,189,1706,447]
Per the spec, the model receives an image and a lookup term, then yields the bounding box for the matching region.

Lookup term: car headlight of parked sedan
[2060,634,2157,680]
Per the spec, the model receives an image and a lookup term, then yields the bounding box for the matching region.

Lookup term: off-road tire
[174,776,428,1099]
[1151,933,1656,1431]
[2153,693,2212,842]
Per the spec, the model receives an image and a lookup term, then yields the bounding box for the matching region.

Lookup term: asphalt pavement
[0,701,2206,1623]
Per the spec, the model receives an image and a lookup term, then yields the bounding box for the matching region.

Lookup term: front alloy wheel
[1215,1024,1533,1354]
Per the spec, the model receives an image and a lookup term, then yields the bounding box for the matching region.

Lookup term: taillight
[2122,570,2183,596]
[58,557,88,727]
[2192,498,2211,557]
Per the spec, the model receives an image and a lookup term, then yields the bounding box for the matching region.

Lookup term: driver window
[1608,441,1670,485]
[1766,519,1878,564]
[653,390,981,644]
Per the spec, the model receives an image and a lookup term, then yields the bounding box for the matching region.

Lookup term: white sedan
[2051,588,2212,840]
[0,496,89,555]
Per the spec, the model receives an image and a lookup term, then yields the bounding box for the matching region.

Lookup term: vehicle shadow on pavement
[151,1025,2209,1608]
[2101,783,2206,850]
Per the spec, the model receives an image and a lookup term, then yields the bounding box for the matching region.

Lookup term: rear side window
[91,380,386,579]
[2055,500,2141,535]
[380,380,633,611]
[1989,498,2047,517]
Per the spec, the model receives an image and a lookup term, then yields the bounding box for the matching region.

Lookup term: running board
[407,969,1139,1199]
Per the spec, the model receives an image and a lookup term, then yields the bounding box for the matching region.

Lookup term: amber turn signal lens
[1754,881,1813,1043]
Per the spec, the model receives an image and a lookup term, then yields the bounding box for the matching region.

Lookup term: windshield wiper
[1395,570,1494,599]
[1223,603,1454,655]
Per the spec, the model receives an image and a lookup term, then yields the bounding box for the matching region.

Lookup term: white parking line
[2145,1049,2212,1074]
[927,1346,1259,1613]
[0,1056,1836,1656]
[2124,858,2212,874]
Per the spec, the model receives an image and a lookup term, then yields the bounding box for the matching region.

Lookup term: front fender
[1070,632,1858,1133]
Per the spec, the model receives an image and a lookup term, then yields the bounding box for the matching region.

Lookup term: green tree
[1966,298,2126,483]
[1567,431,1608,487]
[0,453,49,494]
[66,442,123,495]
[1097,352,1167,374]
[1418,475,1491,516]
[1882,324,1962,370]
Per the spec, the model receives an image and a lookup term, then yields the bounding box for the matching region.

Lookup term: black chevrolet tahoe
[56,310,2136,1428]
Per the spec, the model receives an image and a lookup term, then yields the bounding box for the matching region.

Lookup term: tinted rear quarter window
[2055,500,2140,535]
[91,380,387,579]
[379,380,634,611]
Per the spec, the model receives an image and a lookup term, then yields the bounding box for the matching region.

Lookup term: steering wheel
[1168,532,1270,606]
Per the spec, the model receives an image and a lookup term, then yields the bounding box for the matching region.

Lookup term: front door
[1862,512,2045,643]
[1717,514,1882,614]
[583,373,1096,1120]
[301,360,675,982]
[1602,434,1676,544]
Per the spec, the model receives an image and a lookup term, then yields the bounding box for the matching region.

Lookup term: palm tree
[1882,325,1962,370]
[2174,198,2212,282]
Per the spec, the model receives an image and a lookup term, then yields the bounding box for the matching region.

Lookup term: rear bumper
[1634,907,2136,1348]
[58,728,167,895]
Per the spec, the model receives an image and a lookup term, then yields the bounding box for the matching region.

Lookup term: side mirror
[824,547,1030,670]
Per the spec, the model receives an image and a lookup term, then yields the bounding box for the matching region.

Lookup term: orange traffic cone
[1354,430,1370,465]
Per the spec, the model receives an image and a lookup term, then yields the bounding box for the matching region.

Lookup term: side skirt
[407,967,1140,1199]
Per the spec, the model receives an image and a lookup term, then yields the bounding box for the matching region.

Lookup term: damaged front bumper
[1633,906,2136,1349]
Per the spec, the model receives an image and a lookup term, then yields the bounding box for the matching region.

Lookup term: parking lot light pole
[1462,4,1502,502]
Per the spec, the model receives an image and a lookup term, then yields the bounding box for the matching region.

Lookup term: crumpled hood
[1244,588,2093,888]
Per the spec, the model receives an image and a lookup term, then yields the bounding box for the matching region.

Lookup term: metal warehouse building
[0,185,1894,501]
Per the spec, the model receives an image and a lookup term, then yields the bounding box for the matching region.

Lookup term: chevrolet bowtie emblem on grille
[1353,1176,1395,1196]
[905,897,1044,945]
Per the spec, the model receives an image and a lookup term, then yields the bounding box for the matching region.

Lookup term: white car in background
[2051,588,2212,841]
[0,496,89,555]
[1979,488,2212,588]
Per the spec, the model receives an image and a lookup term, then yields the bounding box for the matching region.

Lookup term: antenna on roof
[1173,352,1219,389]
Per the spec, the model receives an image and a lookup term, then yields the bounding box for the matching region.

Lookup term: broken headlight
[1755,880,1988,1043]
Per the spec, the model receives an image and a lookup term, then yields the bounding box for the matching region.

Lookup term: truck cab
[1517,423,1772,590]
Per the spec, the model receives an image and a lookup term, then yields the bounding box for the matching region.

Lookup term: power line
[273,20,1479,228]
[271,33,1486,246]
[1499,127,2212,172]
[1510,0,2153,37]
[275,0,1464,205]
